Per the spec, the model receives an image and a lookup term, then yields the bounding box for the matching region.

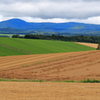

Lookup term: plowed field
[75,42,98,48]
[0,82,100,100]
[0,50,100,81]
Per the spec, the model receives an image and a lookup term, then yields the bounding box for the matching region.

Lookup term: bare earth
[0,50,100,81]
[0,82,100,100]
[75,42,98,48]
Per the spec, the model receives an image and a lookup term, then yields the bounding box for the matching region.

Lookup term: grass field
[0,37,95,56]
[0,46,27,56]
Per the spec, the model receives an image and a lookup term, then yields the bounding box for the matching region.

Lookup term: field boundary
[0,78,100,83]
[0,44,32,54]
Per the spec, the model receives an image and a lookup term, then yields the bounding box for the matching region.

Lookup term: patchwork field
[0,40,99,100]
[0,50,100,81]
[0,82,100,100]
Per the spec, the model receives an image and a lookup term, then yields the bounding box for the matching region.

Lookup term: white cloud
[17,16,100,25]
[0,0,100,24]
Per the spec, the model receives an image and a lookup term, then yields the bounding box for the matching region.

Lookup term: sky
[0,0,100,24]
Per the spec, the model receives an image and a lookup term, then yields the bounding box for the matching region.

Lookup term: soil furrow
[0,50,100,81]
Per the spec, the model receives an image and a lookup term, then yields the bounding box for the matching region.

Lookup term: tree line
[12,34,100,43]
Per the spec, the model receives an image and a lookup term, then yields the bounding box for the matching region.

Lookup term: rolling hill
[0,37,95,56]
[0,18,100,36]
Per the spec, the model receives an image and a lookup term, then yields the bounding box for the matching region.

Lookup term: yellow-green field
[0,37,95,56]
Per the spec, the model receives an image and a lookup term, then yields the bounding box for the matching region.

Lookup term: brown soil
[0,50,100,81]
[75,42,98,48]
[0,82,100,100]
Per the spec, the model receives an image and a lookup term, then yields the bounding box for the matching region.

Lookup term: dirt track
[0,82,100,100]
[0,50,100,81]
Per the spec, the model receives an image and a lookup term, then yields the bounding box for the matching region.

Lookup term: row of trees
[12,34,100,43]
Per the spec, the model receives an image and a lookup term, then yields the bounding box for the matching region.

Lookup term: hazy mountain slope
[0,18,100,35]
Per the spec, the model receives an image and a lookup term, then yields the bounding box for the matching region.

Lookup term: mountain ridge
[0,18,100,36]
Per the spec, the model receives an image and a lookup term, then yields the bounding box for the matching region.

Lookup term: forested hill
[1,18,100,36]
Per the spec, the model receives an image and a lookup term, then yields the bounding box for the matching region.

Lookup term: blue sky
[0,0,100,24]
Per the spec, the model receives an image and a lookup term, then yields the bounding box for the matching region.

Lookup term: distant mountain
[0,18,100,36]
[0,27,23,32]
[0,19,32,29]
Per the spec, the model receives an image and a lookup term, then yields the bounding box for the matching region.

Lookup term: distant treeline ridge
[12,34,100,43]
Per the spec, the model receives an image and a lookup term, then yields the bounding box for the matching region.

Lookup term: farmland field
[0,82,100,100]
[0,50,100,81]
[0,37,95,56]
[0,45,27,56]
[75,42,98,48]
[0,38,99,100]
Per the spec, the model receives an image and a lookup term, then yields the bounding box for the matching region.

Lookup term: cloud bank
[0,0,100,24]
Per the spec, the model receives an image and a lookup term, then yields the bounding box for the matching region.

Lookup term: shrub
[81,79,100,83]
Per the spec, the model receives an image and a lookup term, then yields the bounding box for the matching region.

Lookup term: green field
[0,46,27,56]
[0,37,95,56]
